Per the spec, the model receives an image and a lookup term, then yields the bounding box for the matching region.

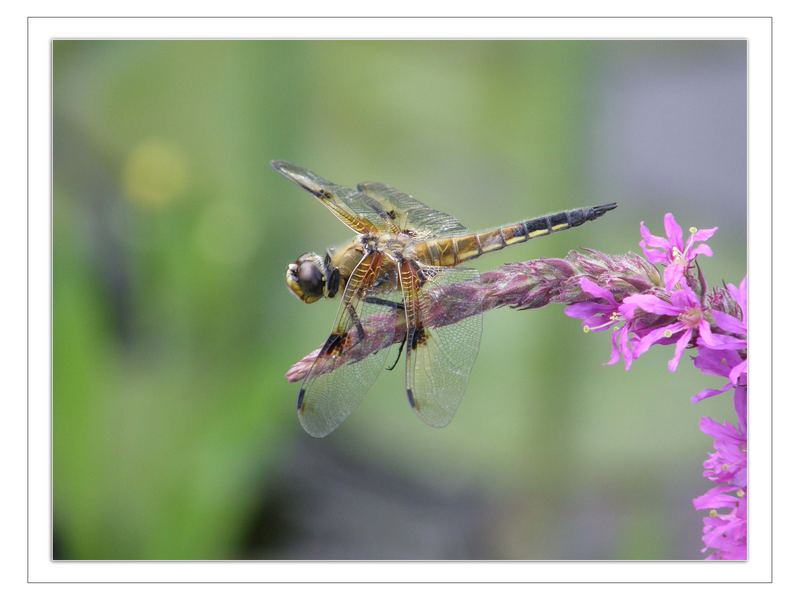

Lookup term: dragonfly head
[286,252,326,303]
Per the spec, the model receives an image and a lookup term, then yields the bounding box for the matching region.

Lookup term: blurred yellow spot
[736,489,745,498]
[663,329,673,338]
[582,325,590,333]
[122,140,188,209]
[709,509,718,518]
[689,226,698,234]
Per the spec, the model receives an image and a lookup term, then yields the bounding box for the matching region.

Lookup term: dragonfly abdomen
[415,203,617,266]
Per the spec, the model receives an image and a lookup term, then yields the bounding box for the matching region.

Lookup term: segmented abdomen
[412,203,616,266]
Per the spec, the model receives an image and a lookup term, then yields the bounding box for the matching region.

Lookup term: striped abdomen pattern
[413,203,617,267]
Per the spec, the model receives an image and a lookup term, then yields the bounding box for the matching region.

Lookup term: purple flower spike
[693,409,747,560]
[560,213,745,560]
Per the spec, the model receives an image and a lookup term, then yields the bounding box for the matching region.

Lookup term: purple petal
[699,416,732,438]
[618,302,637,320]
[729,359,748,385]
[697,320,746,350]
[734,386,747,434]
[634,323,682,357]
[698,330,747,351]
[689,226,718,243]
[692,347,742,378]
[663,213,684,251]
[725,282,740,303]
[639,221,670,251]
[578,278,617,305]
[711,309,746,336]
[673,286,700,307]
[665,288,698,312]
[699,416,742,444]
[737,276,748,322]
[607,328,622,366]
[622,293,682,316]
[663,262,686,291]
[668,329,693,371]
[564,301,611,320]
[640,243,669,265]
[692,383,734,403]
[690,243,714,258]
[693,485,739,510]
[620,327,634,370]
[697,320,716,345]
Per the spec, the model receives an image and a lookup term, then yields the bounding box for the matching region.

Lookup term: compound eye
[286,252,326,303]
[297,261,323,297]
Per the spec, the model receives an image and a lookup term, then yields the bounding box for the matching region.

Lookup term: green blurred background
[53,40,746,560]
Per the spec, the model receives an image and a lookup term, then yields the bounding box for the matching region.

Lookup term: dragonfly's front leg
[386,337,406,371]
[363,296,407,370]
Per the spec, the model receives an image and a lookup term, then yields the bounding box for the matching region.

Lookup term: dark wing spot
[406,388,416,408]
[322,333,346,356]
[297,388,306,411]
[387,209,397,219]
[410,327,428,350]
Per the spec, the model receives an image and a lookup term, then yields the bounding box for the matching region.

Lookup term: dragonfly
[274,160,617,437]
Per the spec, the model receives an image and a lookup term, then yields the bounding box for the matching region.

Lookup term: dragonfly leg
[361,296,406,369]
[386,335,406,371]
[347,303,366,342]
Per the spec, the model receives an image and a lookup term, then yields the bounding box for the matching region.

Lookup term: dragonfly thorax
[375,231,414,256]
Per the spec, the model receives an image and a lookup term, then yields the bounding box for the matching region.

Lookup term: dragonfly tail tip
[590,202,618,219]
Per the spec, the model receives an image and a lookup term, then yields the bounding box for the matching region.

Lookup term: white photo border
[28,16,771,583]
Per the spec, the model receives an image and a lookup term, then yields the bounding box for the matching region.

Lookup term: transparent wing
[357,181,467,239]
[399,263,483,427]
[297,253,404,437]
[272,160,396,234]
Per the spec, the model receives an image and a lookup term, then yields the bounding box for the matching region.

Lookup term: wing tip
[297,410,337,439]
[271,159,305,178]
